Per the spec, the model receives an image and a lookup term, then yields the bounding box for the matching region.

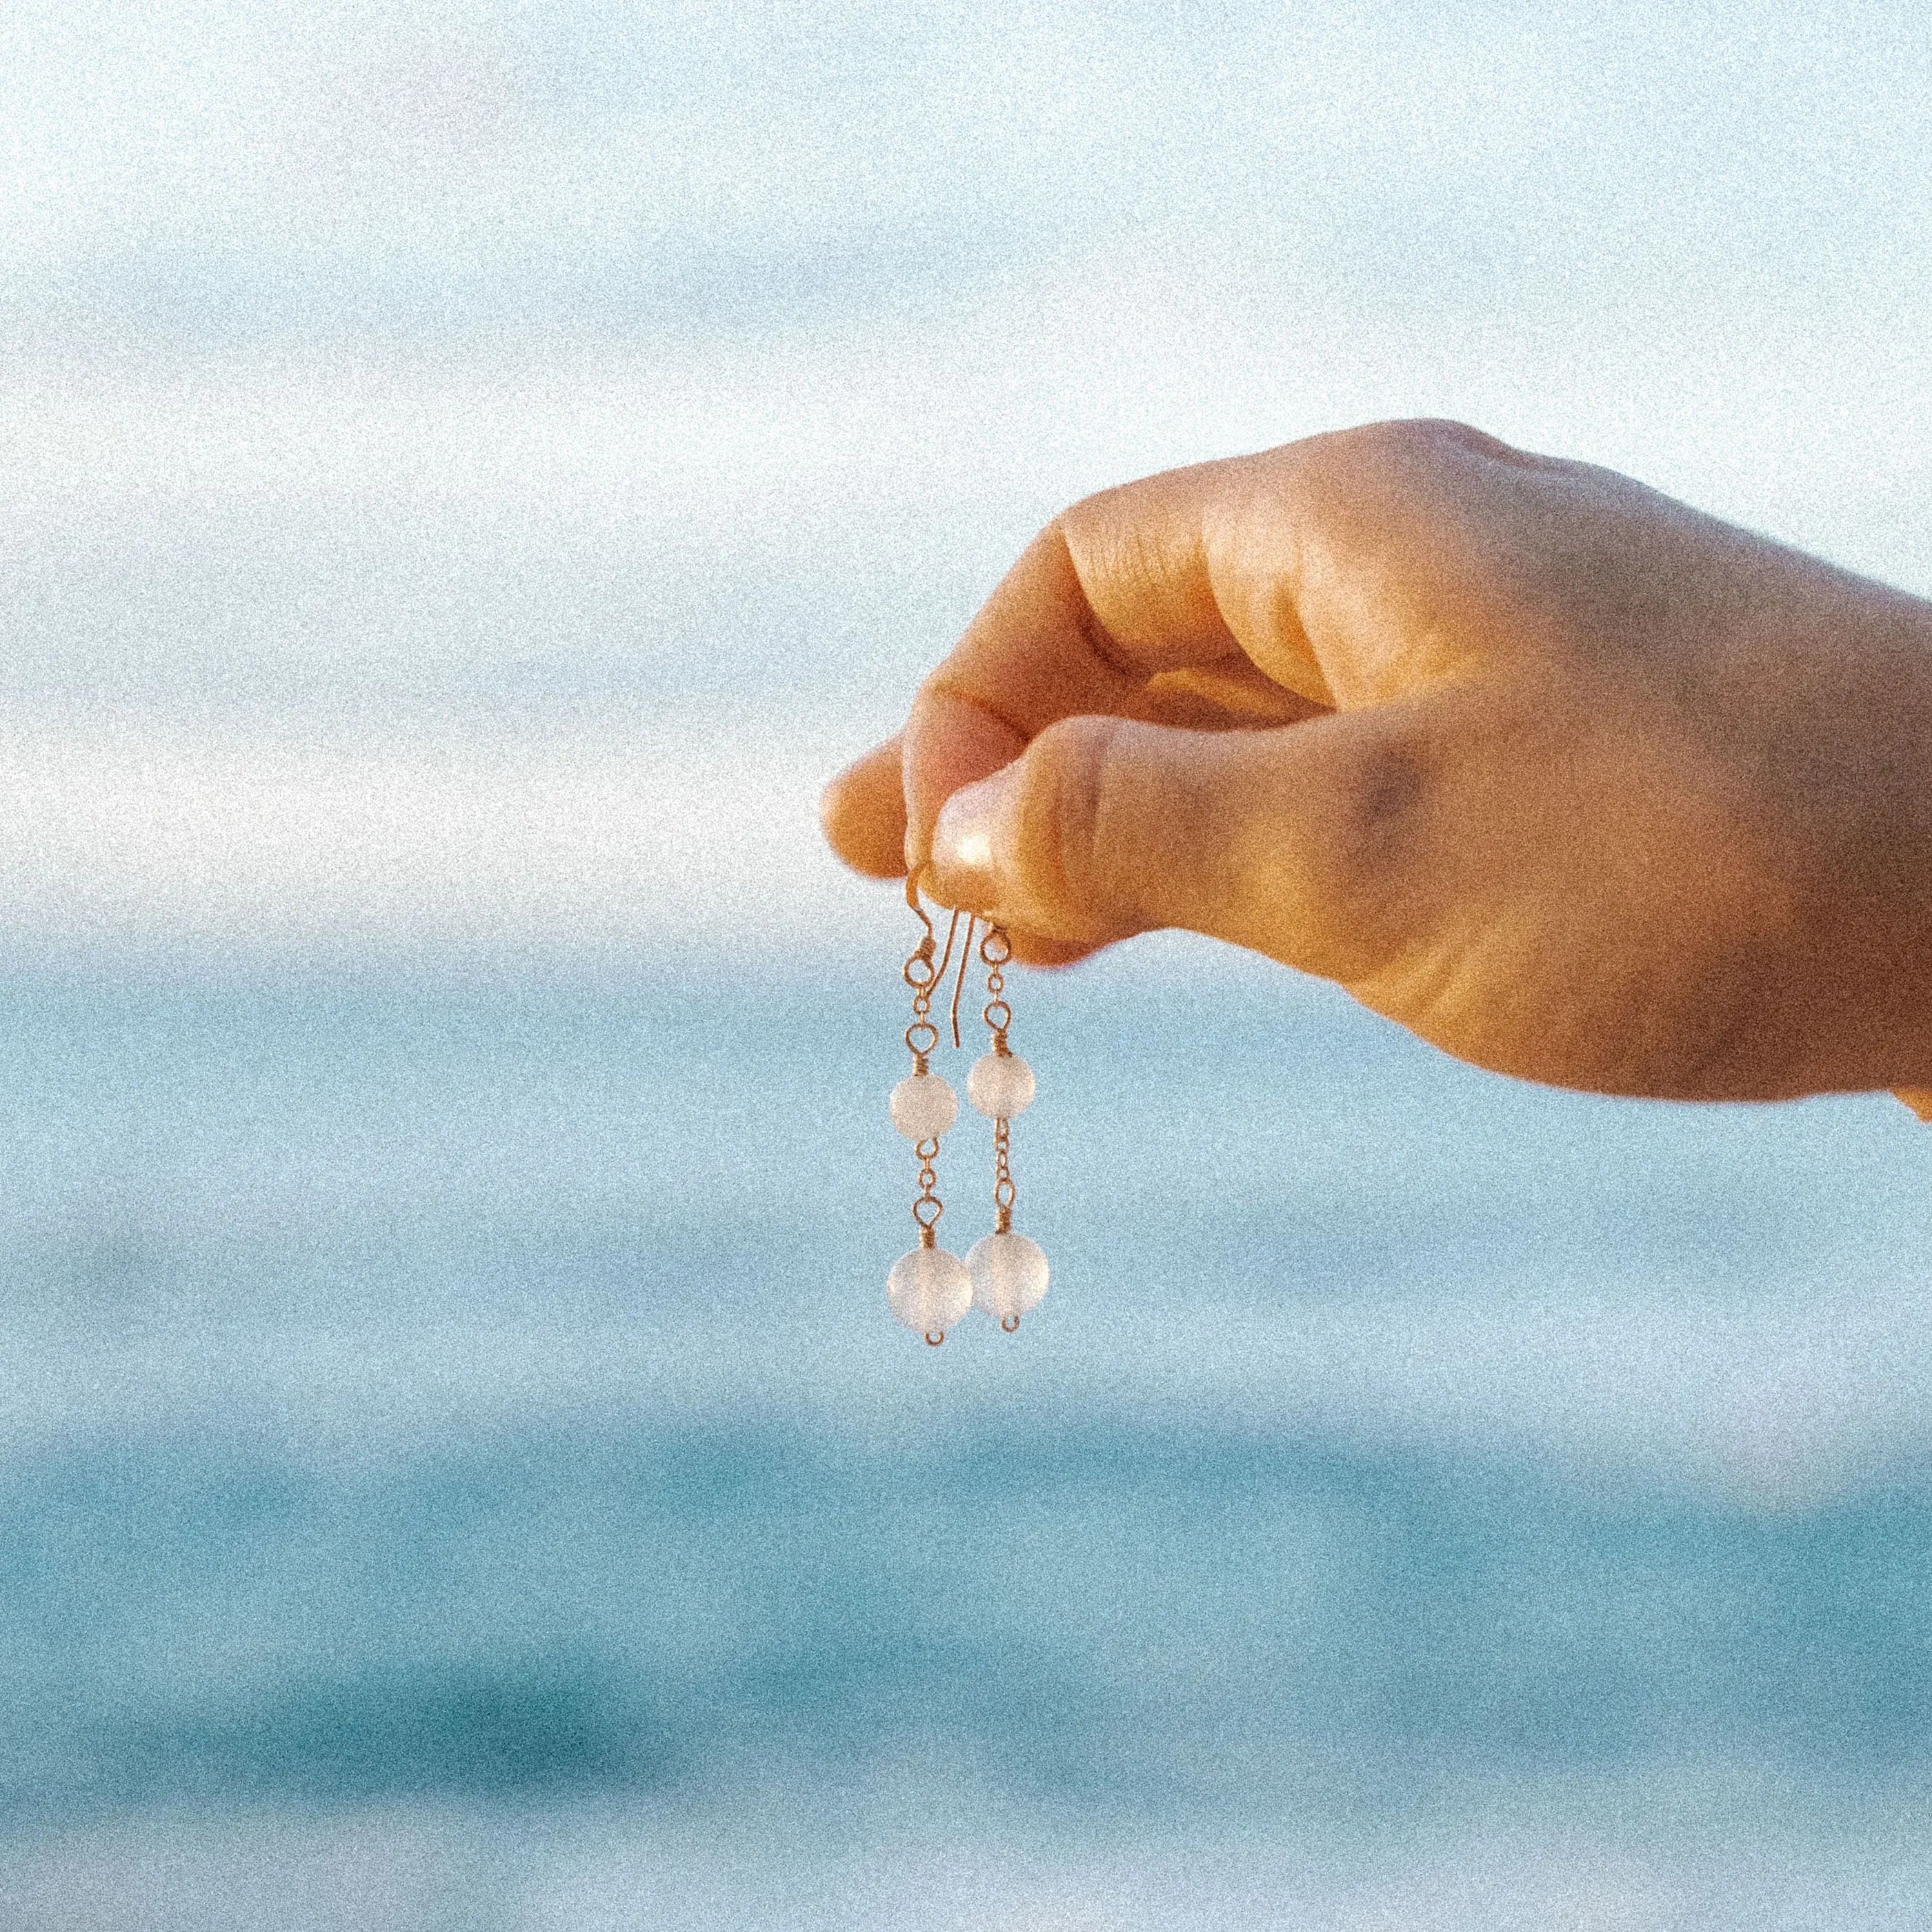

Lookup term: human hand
[821,421,1932,1105]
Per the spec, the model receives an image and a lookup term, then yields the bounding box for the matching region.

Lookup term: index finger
[903,452,1329,866]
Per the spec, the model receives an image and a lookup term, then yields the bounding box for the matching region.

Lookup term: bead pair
[887,877,1048,1346]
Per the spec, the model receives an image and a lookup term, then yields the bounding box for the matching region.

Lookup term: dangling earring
[886,875,973,1345]
[965,923,1048,1332]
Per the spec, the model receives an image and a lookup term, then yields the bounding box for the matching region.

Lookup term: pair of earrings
[886,875,1049,1346]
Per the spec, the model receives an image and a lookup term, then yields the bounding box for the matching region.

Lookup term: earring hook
[904,870,935,946]
[910,872,976,1050]
[907,872,984,1051]
[948,915,978,1049]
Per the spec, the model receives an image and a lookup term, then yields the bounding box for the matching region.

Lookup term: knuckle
[1283,715,1440,967]
[1295,417,1483,492]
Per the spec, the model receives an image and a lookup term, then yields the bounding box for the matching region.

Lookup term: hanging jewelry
[965,923,1049,1332]
[886,876,974,1345]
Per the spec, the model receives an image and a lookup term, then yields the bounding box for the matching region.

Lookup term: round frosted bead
[967,1052,1035,1119]
[888,1246,973,1339]
[890,1073,957,1141]
[967,1232,1049,1326]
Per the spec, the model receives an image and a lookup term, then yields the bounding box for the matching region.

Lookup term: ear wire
[948,915,977,1049]
[904,870,977,1048]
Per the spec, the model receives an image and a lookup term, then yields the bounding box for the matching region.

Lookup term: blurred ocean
[1,944,1929,1929]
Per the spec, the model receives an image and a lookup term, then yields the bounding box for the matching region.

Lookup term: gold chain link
[982,922,1017,1232]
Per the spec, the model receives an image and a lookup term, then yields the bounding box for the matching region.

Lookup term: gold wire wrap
[982,921,1018,1237]
[980,923,1013,1048]
[904,877,950,1258]
[904,893,968,1057]
[902,887,937,1069]
[948,915,977,1048]
[913,1135,943,1246]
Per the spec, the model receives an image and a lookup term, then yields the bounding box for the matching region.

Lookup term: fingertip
[929,764,1015,913]
[819,737,909,879]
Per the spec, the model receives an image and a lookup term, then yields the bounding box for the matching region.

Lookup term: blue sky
[10,0,1931,352]
[2,0,1931,960]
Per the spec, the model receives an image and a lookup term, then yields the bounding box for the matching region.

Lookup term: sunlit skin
[820,421,1932,1118]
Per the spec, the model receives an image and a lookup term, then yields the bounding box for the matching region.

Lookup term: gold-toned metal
[913,1133,943,1244]
[903,882,939,1066]
[982,921,1019,1242]
[904,868,935,932]
[904,886,960,1060]
[895,887,1036,1350]
[948,914,977,1049]
[904,879,951,1259]
[933,905,964,984]
[980,923,1013,1050]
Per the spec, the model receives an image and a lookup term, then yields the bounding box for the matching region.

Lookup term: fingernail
[931,766,1017,909]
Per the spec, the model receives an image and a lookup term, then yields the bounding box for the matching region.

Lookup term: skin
[819,420,1932,1117]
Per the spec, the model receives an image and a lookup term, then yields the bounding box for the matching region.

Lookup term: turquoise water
[0,944,1929,1926]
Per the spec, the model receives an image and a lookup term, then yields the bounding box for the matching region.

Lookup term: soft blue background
[3,4,1932,1926]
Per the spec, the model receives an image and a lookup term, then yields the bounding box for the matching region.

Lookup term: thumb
[926,710,1422,981]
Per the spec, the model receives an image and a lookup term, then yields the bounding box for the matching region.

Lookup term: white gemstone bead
[887,1246,973,1339]
[966,1232,1049,1326]
[967,1052,1035,1119]
[889,1073,957,1141]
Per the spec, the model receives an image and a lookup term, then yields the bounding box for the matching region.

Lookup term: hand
[821,420,1932,1106]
